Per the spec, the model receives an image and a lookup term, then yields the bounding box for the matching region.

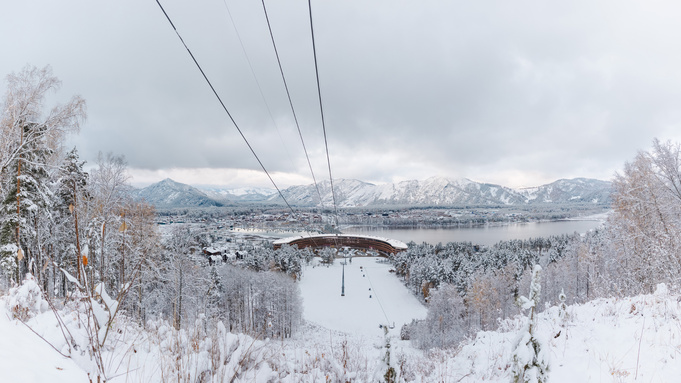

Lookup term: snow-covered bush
[319,247,336,264]
[6,273,48,321]
[146,317,274,382]
[0,244,19,287]
[379,325,397,382]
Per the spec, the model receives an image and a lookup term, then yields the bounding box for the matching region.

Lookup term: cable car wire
[154,0,297,215]
[307,0,340,231]
[260,0,326,209]
[220,0,297,172]
[218,0,324,246]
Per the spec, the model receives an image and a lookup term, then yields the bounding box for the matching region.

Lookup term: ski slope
[298,256,428,337]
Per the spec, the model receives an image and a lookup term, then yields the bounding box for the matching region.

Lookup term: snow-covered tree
[118,199,161,319]
[0,66,84,286]
[380,325,397,382]
[49,147,89,292]
[87,152,130,292]
[610,138,681,292]
[0,65,85,194]
[511,265,549,383]
[319,246,335,264]
[205,265,223,320]
[1,122,54,283]
[411,283,468,349]
[218,264,302,338]
[272,244,303,279]
[155,225,207,329]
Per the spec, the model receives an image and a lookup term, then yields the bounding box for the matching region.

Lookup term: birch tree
[0,65,85,197]
[0,65,85,285]
[610,138,681,292]
[87,152,129,291]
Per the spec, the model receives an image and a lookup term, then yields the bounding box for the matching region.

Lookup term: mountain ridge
[133,178,223,208]
[132,176,612,208]
[269,176,611,207]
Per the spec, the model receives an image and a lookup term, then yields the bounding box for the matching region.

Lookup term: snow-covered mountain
[197,186,276,203]
[133,177,611,208]
[517,178,612,204]
[134,178,223,208]
[270,176,612,207]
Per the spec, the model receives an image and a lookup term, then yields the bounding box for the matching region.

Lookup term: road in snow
[298,256,427,338]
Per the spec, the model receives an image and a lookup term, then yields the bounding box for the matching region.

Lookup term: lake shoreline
[341,218,605,246]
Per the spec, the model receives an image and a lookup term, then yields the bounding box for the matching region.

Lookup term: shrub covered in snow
[6,274,48,321]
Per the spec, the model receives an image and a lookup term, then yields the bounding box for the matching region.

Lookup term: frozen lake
[343,219,604,246]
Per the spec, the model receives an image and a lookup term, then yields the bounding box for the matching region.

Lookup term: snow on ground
[0,303,88,382]
[449,284,681,382]
[299,256,427,339]
[546,285,681,382]
[5,267,681,381]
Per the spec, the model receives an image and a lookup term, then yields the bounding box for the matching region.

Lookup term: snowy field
[0,305,87,382]
[299,256,427,338]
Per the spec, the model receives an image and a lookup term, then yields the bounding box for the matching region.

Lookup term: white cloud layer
[4,0,681,188]
[127,167,312,189]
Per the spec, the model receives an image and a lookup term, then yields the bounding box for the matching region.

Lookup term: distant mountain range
[199,185,277,203]
[132,177,612,209]
[269,177,611,207]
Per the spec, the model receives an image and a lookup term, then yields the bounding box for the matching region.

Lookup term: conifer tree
[50,147,89,291]
[206,265,223,320]
[1,122,54,282]
[0,65,85,286]
[511,265,549,383]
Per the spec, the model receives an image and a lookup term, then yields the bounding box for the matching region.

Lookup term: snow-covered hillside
[129,177,610,208]
[133,178,223,208]
[271,176,612,207]
[198,186,276,202]
[4,264,681,382]
[0,302,87,382]
[131,177,611,208]
[517,178,612,204]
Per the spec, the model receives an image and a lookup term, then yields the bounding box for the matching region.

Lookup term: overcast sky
[3,0,681,189]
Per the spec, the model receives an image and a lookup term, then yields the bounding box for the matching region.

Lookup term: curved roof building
[273,234,408,256]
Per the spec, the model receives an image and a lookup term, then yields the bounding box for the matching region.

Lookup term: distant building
[273,234,407,256]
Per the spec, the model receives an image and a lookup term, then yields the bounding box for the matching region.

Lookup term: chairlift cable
[364,266,392,325]
[220,0,297,172]
[260,0,326,210]
[154,0,296,216]
[307,0,340,232]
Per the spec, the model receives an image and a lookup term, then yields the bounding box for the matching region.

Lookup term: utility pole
[341,261,345,296]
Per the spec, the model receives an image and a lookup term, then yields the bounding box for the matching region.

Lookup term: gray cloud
[3,0,681,188]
